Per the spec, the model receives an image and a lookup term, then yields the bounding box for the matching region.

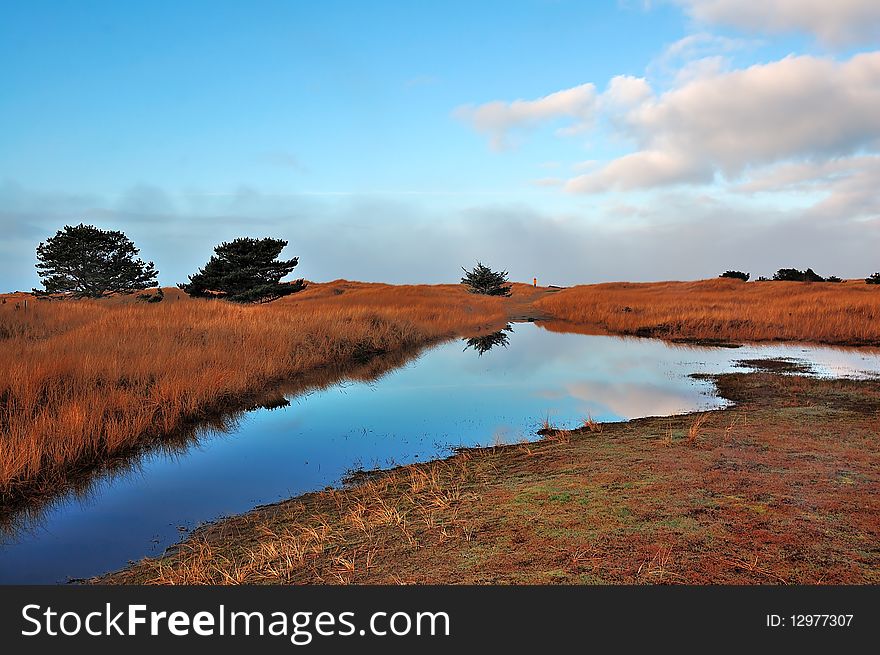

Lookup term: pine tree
[35,224,158,297]
[460,262,512,297]
[179,237,306,303]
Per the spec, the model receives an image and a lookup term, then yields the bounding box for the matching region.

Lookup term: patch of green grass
[664,515,702,532]
[456,543,500,570]
[614,506,633,519]
[538,526,602,541]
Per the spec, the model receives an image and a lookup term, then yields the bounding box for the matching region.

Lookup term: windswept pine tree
[35,223,158,297]
[460,262,512,297]
[179,237,306,303]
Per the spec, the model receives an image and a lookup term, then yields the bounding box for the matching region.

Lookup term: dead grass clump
[581,414,603,433]
[686,413,710,446]
[104,451,491,585]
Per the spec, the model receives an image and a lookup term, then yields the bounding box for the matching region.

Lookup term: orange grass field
[2,276,880,504]
[534,278,880,345]
[0,282,507,501]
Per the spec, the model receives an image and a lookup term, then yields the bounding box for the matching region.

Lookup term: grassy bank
[100,367,880,585]
[534,278,880,345]
[0,282,507,502]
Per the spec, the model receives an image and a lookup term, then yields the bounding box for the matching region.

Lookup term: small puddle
[2,322,879,583]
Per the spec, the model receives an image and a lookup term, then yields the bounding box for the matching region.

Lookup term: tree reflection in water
[463,324,514,356]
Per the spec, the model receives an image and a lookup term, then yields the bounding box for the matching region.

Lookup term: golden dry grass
[0,282,506,500]
[534,278,880,345]
[105,455,488,585]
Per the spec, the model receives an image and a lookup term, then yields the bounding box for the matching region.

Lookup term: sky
[1,0,879,290]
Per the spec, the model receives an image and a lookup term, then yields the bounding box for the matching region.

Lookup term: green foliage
[866,273,880,285]
[719,270,750,281]
[179,237,306,303]
[772,268,825,282]
[138,288,165,303]
[34,223,158,297]
[460,262,512,297]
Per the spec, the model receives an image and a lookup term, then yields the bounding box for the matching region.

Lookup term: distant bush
[755,276,771,282]
[772,268,825,282]
[719,270,749,281]
[825,276,842,283]
[867,273,880,285]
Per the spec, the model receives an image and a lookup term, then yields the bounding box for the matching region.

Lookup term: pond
[2,322,879,583]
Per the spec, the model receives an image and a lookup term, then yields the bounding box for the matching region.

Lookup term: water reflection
[2,323,880,584]
[0,346,427,556]
[463,324,513,356]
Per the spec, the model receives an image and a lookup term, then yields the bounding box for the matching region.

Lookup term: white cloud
[567,150,710,193]
[649,32,753,84]
[566,52,880,193]
[734,158,866,194]
[735,155,880,221]
[601,75,653,109]
[453,83,597,150]
[675,0,880,47]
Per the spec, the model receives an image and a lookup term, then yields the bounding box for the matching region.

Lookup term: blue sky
[2,1,879,290]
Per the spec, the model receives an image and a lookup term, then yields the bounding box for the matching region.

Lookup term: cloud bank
[568,52,880,194]
[675,0,880,47]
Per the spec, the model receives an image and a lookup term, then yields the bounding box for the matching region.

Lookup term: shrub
[867,273,880,285]
[460,262,512,297]
[773,268,825,282]
[719,270,750,281]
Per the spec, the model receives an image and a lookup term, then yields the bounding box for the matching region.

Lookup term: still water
[2,322,879,583]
